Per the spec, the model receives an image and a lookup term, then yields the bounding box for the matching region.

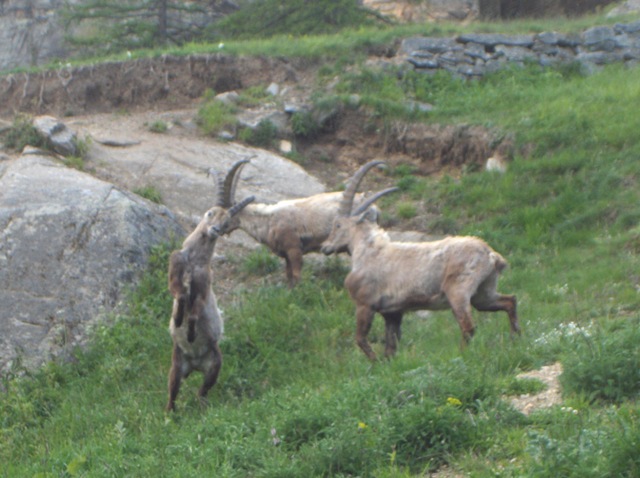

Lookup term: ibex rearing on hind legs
[166,160,254,412]
[321,160,521,361]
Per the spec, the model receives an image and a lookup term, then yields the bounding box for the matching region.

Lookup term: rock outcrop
[0,151,184,371]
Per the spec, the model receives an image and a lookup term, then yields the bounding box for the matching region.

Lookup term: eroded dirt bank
[0,55,311,118]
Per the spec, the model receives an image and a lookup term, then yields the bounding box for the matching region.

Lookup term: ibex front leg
[355,304,377,361]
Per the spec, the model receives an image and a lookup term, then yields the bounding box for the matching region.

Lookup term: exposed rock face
[0,0,237,72]
[0,0,72,72]
[0,151,184,371]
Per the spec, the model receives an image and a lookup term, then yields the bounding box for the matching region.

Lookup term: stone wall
[399,20,640,77]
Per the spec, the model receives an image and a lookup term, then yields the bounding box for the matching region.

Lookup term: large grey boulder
[0,151,184,371]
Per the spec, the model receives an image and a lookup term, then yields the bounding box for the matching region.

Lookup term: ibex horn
[352,187,399,216]
[338,160,386,217]
[228,195,255,217]
[217,158,251,207]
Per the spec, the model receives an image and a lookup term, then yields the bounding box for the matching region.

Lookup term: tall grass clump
[239,246,280,277]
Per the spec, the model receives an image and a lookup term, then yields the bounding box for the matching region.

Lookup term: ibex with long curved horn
[166,160,255,411]
[321,160,520,361]
[219,160,383,287]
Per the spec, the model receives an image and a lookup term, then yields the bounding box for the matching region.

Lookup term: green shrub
[238,85,271,107]
[196,100,236,136]
[238,120,278,147]
[396,201,417,219]
[560,319,640,403]
[3,115,44,151]
[291,111,320,139]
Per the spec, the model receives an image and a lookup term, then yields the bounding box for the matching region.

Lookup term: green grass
[3,14,640,476]
[133,185,163,204]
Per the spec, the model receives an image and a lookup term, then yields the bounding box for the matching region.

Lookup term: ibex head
[204,157,255,234]
[322,160,398,255]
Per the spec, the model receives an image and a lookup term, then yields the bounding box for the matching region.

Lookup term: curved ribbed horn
[338,160,386,217]
[352,187,399,216]
[219,158,251,207]
[211,169,225,208]
[228,195,255,217]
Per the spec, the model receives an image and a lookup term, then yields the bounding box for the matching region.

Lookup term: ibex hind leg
[198,341,223,405]
[382,312,403,358]
[166,345,185,412]
[472,293,520,336]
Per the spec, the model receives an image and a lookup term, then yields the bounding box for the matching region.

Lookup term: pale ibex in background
[321,160,520,361]
[220,159,382,287]
[166,160,255,412]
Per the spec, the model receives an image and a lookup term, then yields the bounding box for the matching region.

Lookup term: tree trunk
[158,0,168,45]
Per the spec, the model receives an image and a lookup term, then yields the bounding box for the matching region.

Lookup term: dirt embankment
[0,55,309,118]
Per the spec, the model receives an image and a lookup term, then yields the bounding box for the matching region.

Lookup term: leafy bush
[237,85,271,107]
[196,99,237,136]
[238,120,278,148]
[396,201,417,219]
[291,111,320,139]
[3,115,44,151]
[560,319,640,403]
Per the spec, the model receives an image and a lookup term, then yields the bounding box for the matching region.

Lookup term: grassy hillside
[3,17,640,478]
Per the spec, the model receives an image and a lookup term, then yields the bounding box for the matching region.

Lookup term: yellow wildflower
[446,397,462,407]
